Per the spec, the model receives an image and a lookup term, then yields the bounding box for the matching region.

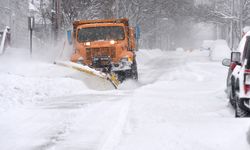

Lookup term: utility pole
[28,17,35,57]
[215,0,221,39]
[230,0,235,49]
[52,0,62,44]
[51,0,55,43]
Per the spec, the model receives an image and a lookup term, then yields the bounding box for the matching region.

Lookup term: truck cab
[70,18,138,82]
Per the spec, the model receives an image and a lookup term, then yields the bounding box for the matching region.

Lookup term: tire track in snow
[34,101,105,150]
[37,122,71,150]
[33,93,132,150]
[99,99,131,150]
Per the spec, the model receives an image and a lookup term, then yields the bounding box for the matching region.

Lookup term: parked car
[223,34,250,117]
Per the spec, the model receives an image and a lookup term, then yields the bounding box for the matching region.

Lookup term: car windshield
[78,26,125,42]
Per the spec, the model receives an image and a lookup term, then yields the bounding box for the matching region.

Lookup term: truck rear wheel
[131,60,138,80]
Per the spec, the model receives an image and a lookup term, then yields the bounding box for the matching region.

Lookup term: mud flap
[54,60,120,89]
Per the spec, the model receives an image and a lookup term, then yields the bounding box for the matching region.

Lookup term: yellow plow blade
[54,60,120,89]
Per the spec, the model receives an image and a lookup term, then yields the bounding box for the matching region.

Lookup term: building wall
[0,0,29,47]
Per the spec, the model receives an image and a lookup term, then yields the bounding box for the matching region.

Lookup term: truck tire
[235,98,250,117]
[229,93,236,108]
[131,60,138,80]
[115,60,138,82]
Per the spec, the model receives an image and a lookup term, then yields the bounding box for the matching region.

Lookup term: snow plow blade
[54,61,120,89]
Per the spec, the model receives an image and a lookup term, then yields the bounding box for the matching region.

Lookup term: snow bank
[210,39,231,61]
[0,73,89,111]
[176,47,185,52]
[0,48,95,112]
[201,40,214,51]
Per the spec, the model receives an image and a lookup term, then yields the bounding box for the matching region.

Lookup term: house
[0,0,29,47]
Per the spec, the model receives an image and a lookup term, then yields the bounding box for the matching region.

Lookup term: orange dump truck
[69,18,138,82]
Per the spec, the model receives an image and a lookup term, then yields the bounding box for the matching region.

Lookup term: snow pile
[210,39,231,61]
[201,40,214,51]
[176,47,185,52]
[0,48,93,112]
[0,73,89,110]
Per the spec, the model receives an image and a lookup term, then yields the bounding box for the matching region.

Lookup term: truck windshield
[78,26,125,42]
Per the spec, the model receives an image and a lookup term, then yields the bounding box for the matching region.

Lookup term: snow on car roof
[237,31,250,54]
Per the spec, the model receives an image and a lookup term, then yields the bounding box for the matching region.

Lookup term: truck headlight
[85,42,91,46]
[127,57,133,63]
[110,40,116,45]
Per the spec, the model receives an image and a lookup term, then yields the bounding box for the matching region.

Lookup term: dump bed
[73,18,129,31]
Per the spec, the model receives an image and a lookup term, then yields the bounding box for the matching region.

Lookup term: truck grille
[86,47,116,61]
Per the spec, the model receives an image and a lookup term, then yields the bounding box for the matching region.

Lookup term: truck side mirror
[231,52,241,64]
[135,25,141,40]
[129,27,136,51]
[67,30,72,45]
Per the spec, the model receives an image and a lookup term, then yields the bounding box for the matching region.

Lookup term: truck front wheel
[115,61,138,82]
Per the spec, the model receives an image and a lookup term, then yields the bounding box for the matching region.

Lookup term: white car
[223,33,250,117]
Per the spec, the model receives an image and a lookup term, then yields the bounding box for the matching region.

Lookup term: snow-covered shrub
[210,40,231,61]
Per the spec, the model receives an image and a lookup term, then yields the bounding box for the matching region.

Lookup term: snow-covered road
[0,48,249,150]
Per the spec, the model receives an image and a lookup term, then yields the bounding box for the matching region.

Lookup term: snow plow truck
[55,18,139,88]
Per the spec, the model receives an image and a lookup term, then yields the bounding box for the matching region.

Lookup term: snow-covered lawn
[0,48,249,150]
